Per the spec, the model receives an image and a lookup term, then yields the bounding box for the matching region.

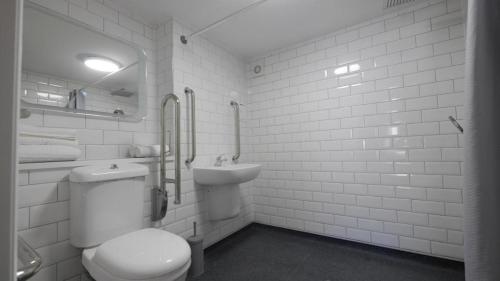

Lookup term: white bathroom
[0,0,498,280]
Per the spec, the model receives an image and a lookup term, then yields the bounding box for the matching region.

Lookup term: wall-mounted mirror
[21,2,147,121]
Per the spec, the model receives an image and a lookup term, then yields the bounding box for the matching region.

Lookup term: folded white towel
[19,145,81,163]
[20,136,79,147]
[129,145,169,158]
[20,125,77,140]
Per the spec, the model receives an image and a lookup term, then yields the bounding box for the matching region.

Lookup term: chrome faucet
[215,154,228,167]
[67,89,86,110]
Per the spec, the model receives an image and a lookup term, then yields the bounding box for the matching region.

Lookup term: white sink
[194,164,261,185]
[193,164,261,221]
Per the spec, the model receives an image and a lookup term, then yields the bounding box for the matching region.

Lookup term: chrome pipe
[161,94,181,204]
[185,87,196,165]
[180,0,270,44]
[230,101,240,162]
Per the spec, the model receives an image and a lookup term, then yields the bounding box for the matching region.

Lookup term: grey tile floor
[189,224,464,281]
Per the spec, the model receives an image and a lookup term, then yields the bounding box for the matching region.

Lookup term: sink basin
[194,164,261,185]
[193,164,261,220]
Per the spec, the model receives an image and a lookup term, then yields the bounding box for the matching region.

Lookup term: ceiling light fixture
[82,56,121,73]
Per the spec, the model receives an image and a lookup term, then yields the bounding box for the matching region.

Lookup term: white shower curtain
[464,0,500,280]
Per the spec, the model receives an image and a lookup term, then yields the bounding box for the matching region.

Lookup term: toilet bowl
[69,164,191,281]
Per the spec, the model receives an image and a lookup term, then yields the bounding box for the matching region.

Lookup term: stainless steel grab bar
[230,101,240,162]
[163,94,181,205]
[185,87,196,165]
[17,236,42,281]
[152,93,181,221]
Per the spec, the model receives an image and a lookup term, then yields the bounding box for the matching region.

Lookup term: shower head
[110,88,135,98]
[385,0,415,9]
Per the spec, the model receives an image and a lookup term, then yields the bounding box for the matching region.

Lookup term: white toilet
[69,164,191,281]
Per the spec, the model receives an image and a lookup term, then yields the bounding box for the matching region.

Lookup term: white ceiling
[112,0,415,60]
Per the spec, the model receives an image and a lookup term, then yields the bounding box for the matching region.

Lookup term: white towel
[129,145,169,158]
[20,136,79,147]
[20,125,77,141]
[19,145,81,163]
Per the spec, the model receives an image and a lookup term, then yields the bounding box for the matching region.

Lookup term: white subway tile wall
[248,0,464,261]
[18,0,466,280]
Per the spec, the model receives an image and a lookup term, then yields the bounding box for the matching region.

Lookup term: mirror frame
[21,1,148,122]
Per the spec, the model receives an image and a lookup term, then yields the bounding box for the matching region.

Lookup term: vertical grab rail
[230,101,241,162]
[185,87,196,165]
[163,94,181,205]
[152,93,181,221]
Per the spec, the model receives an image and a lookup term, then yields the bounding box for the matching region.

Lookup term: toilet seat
[82,228,191,281]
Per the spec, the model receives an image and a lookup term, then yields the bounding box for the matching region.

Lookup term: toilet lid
[93,228,191,280]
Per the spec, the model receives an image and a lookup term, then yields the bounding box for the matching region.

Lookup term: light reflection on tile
[349,63,360,72]
[334,66,348,75]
